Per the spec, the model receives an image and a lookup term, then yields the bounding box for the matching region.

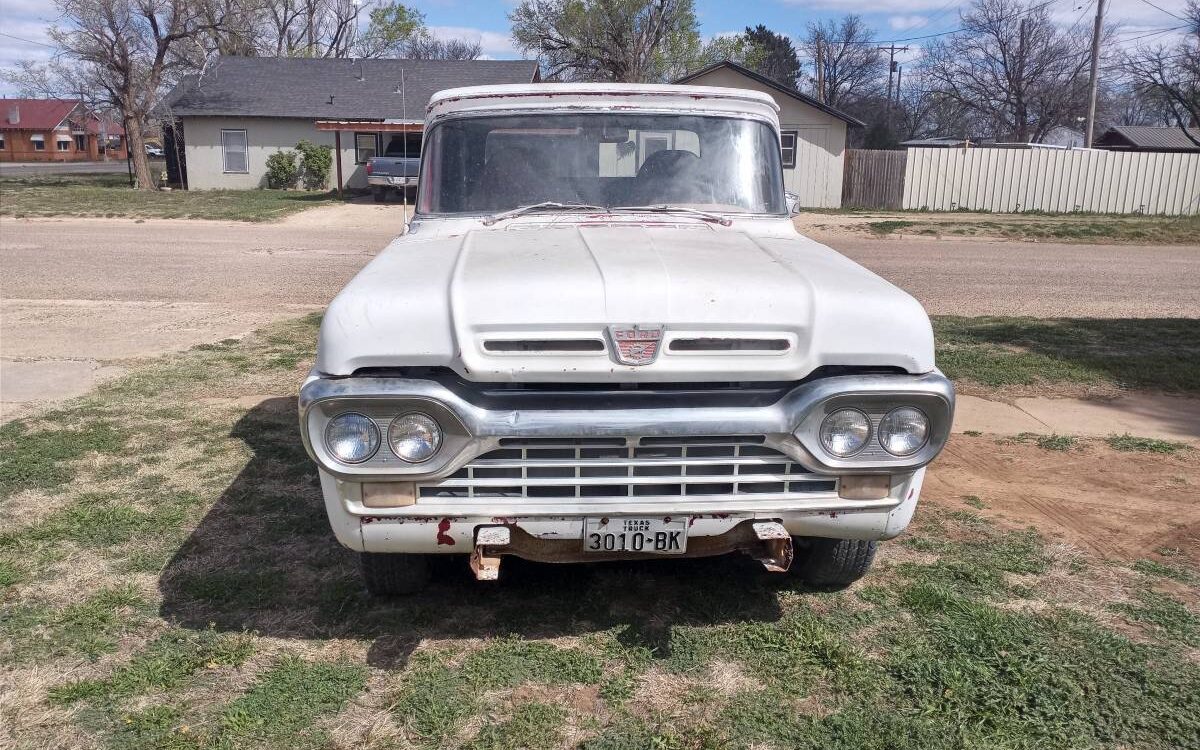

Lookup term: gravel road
[2,207,1197,415]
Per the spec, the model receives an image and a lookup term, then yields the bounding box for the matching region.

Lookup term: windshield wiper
[481,202,608,226]
[614,205,733,226]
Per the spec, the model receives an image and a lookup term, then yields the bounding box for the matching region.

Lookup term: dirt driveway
[1,204,401,416]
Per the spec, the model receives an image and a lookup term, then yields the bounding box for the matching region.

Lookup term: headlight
[324,413,380,464]
[819,408,871,457]
[388,413,442,463]
[878,407,929,456]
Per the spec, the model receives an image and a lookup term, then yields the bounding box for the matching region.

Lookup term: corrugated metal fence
[842,149,907,209]
[901,147,1200,215]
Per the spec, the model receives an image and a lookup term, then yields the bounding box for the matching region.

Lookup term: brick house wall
[0,98,128,162]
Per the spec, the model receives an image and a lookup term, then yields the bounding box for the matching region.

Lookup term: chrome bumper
[298,371,955,482]
[367,175,416,187]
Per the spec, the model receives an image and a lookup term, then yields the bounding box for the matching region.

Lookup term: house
[165,56,540,191]
[1094,126,1200,153]
[0,98,127,162]
[675,60,863,208]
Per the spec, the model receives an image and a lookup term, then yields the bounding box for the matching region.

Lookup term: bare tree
[404,33,484,60]
[1124,0,1200,147]
[800,15,884,109]
[249,0,362,57]
[509,0,701,82]
[48,0,247,189]
[923,0,1097,142]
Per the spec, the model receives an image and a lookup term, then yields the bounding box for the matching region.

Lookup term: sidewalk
[954,392,1200,443]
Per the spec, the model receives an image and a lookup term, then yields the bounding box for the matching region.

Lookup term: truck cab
[300,83,954,594]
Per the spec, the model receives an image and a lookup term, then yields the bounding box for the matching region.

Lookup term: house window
[221,129,248,173]
[31,134,45,151]
[57,137,71,151]
[74,134,86,151]
[0,135,5,150]
[780,130,798,169]
[355,132,377,164]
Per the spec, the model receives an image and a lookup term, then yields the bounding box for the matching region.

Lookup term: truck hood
[315,223,934,381]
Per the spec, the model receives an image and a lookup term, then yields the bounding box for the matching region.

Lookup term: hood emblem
[607,325,664,366]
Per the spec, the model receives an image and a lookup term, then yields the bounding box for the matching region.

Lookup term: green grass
[50,629,255,705]
[1112,590,1200,647]
[1133,558,1198,584]
[0,172,341,222]
[1105,433,1191,454]
[0,419,130,498]
[933,316,1200,394]
[865,219,917,236]
[1,585,149,662]
[467,702,567,750]
[820,209,1200,244]
[2,313,1199,749]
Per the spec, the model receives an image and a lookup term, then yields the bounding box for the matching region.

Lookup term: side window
[780,130,798,169]
[355,132,377,164]
[32,134,45,151]
[221,129,248,173]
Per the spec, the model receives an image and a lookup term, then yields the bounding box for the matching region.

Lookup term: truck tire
[360,552,429,596]
[795,537,877,589]
[372,187,388,203]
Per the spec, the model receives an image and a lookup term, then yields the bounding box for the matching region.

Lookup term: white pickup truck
[300,83,953,595]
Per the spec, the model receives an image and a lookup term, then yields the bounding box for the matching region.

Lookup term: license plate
[583,516,688,555]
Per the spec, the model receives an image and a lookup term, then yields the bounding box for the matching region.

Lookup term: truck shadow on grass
[158,397,793,670]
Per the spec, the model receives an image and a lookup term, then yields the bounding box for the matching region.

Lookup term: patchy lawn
[800,209,1200,244]
[1,315,1198,749]
[0,172,340,222]
[933,316,1200,396]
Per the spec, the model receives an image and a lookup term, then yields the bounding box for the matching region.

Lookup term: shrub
[265,150,298,189]
[295,140,332,191]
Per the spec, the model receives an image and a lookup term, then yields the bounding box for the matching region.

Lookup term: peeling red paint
[908,488,915,500]
[436,518,456,546]
[361,516,383,525]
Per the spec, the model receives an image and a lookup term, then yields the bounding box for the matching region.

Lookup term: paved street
[2,206,1198,415]
[824,234,1200,318]
[0,160,139,176]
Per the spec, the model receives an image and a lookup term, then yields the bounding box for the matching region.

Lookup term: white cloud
[889,15,930,31]
[426,25,518,58]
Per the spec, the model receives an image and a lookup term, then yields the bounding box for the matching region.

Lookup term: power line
[1131,0,1187,21]
[0,32,57,49]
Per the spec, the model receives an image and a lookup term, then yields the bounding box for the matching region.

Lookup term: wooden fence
[841,149,907,209]
[901,147,1200,215]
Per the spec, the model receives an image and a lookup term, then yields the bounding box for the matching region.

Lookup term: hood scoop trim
[483,338,606,354]
[669,337,791,353]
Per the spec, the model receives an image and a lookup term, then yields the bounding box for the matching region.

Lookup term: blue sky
[0,0,1192,95]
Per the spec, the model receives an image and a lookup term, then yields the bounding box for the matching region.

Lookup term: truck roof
[426,83,781,126]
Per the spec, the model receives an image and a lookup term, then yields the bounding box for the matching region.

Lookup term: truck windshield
[417,113,786,215]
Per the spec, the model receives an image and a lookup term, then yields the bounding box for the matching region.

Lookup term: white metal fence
[901,147,1200,215]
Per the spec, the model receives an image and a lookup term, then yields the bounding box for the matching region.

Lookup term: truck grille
[418,437,836,500]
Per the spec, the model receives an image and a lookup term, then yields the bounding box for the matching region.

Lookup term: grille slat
[417,437,837,501]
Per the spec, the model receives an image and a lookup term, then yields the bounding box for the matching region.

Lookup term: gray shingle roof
[167,56,540,120]
[1095,126,1200,152]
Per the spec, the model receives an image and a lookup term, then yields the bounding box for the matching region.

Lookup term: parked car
[366,133,420,202]
[144,144,164,157]
[299,83,954,595]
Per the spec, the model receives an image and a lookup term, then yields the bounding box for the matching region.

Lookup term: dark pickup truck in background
[366,133,421,203]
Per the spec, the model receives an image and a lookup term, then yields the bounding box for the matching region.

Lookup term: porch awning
[314,120,423,132]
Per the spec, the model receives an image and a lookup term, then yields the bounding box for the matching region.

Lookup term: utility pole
[815,38,825,104]
[1084,0,1106,147]
[878,44,909,118]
